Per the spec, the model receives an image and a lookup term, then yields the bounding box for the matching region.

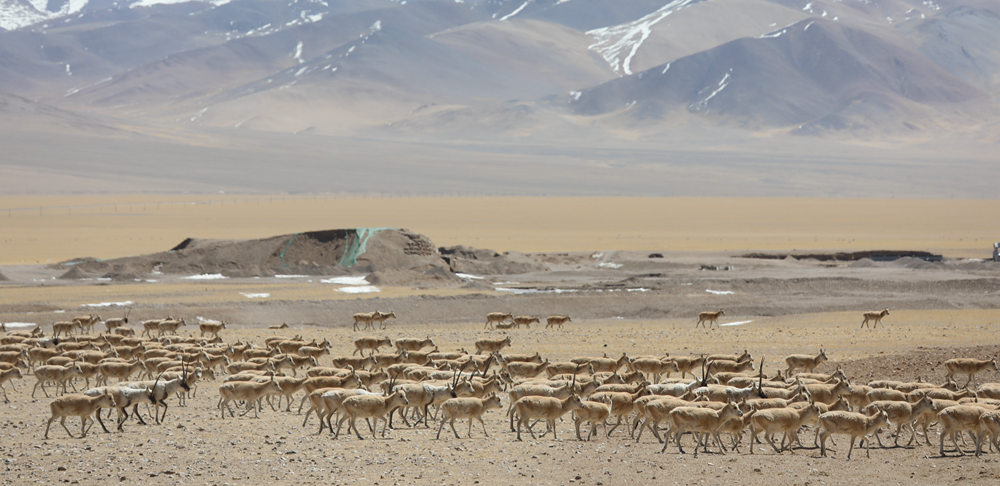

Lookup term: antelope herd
[0,310,998,463]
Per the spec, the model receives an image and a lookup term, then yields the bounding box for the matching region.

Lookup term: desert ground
[2,195,1000,485]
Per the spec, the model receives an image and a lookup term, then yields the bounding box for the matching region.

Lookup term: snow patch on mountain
[586,0,701,76]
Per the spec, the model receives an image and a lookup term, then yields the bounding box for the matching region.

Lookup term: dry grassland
[1,195,998,264]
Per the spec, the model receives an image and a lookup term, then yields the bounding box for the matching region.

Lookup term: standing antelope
[43,392,116,439]
[485,312,513,330]
[785,349,829,375]
[435,395,504,439]
[696,310,725,329]
[199,320,227,339]
[861,308,890,328]
[545,315,571,329]
[943,357,999,387]
[352,312,377,331]
[373,311,396,330]
[72,315,102,334]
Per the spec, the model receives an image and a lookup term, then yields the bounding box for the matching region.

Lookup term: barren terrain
[1,195,1000,485]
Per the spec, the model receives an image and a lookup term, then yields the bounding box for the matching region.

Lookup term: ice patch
[321,276,370,285]
[705,289,734,295]
[689,68,731,112]
[336,285,380,294]
[275,274,309,279]
[455,273,484,280]
[495,287,579,295]
[2,322,37,329]
[803,21,815,31]
[196,316,222,324]
[292,41,304,63]
[184,273,227,280]
[240,293,270,299]
[720,320,753,327]
[499,1,530,22]
[569,90,582,102]
[627,288,650,292]
[587,0,700,75]
[82,301,133,308]
[661,62,671,75]
[597,262,623,269]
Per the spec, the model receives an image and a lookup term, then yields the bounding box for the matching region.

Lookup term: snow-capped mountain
[0,0,997,196]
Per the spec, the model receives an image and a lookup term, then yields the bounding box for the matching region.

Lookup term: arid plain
[2,195,1000,485]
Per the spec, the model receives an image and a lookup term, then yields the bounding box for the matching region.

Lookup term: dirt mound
[0,270,6,281]
[439,246,546,275]
[56,228,463,284]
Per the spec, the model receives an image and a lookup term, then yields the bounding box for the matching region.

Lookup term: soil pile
[54,228,475,284]
[439,245,546,275]
[0,270,7,281]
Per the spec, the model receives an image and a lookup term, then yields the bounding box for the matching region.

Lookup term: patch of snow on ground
[321,276,370,285]
[239,293,270,299]
[569,90,582,101]
[183,273,227,280]
[689,68,731,112]
[82,301,134,308]
[597,262,623,269]
[587,0,700,75]
[705,289,735,295]
[455,273,484,280]
[499,1,530,22]
[495,288,579,295]
[627,288,650,292]
[196,317,222,324]
[2,322,38,329]
[293,41,304,63]
[720,320,753,327]
[336,285,380,294]
[275,274,310,278]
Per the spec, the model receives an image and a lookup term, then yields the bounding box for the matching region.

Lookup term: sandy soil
[2,196,1000,484]
[1,195,999,264]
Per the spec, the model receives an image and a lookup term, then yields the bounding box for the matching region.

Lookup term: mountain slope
[569,18,987,131]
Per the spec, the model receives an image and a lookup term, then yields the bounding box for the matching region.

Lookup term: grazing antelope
[861,308,890,328]
[485,312,513,330]
[545,315,571,329]
[696,310,725,329]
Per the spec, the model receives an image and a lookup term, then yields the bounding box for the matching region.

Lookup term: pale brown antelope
[663,402,743,456]
[474,336,512,355]
[217,374,284,418]
[199,320,227,339]
[937,405,989,456]
[943,357,999,387]
[72,315,102,334]
[510,394,584,441]
[394,337,435,352]
[352,312,377,331]
[104,308,130,333]
[0,367,23,402]
[33,363,84,397]
[512,316,540,329]
[436,395,504,439]
[696,310,725,329]
[157,319,186,337]
[52,321,81,338]
[819,409,890,459]
[335,378,409,440]
[785,349,828,375]
[140,319,163,338]
[372,311,396,330]
[353,337,392,357]
[545,315,571,329]
[43,392,116,439]
[485,312,513,330]
[861,308,890,328]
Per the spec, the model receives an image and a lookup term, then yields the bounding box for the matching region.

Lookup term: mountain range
[1,0,997,196]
